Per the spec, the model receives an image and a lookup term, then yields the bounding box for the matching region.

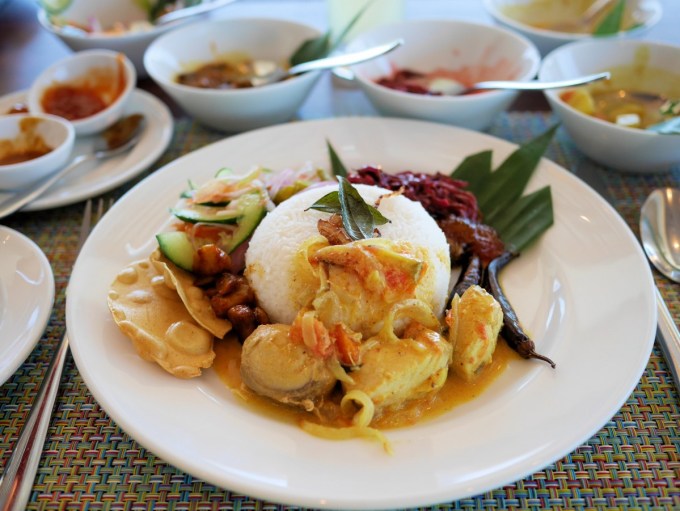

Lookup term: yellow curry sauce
[176,51,290,90]
[0,117,53,166]
[213,334,517,430]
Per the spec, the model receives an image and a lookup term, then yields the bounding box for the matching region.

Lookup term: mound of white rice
[245,184,451,325]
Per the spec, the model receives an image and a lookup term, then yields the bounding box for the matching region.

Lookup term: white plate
[66,118,656,509]
[0,226,55,386]
[0,89,173,210]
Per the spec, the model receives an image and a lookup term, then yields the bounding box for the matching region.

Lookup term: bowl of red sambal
[346,19,540,132]
[27,49,136,136]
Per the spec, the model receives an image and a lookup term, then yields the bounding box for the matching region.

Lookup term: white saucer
[0,89,173,211]
[0,226,55,386]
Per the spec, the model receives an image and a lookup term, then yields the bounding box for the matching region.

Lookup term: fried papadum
[150,249,231,339]
[108,255,220,378]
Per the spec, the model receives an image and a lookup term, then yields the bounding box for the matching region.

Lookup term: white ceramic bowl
[0,114,75,189]
[483,0,662,56]
[347,19,541,132]
[36,0,194,78]
[27,49,136,136]
[144,18,323,133]
[539,39,680,173]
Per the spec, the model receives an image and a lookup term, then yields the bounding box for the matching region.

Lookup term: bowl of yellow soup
[483,0,662,55]
[539,39,680,173]
[0,113,75,190]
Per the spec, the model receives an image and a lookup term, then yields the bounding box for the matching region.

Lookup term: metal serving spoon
[429,71,611,96]
[640,187,680,389]
[250,39,404,87]
[0,114,145,219]
[155,0,240,26]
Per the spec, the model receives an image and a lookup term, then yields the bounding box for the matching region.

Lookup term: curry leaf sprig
[307,176,390,241]
[648,100,680,135]
[144,0,201,22]
[592,0,626,35]
[289,1,373,65]
[660,99,680,117]
[327,139,349,177]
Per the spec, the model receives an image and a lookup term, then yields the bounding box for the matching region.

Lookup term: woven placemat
[1,112,678,510]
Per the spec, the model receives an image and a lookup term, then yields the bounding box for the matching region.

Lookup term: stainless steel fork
[0,198,110,511]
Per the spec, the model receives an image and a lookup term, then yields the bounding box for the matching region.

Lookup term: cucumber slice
[214,167,233,178]
[226,194,266,253]
[171,207,241,224]
[156,231,194,271]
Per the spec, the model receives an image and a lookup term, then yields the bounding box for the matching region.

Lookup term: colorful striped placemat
[1,112,678,510]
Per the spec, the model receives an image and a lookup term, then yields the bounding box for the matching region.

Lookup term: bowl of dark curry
[143,18,323,132]
[27,49,136,136]
[0,113,75,189]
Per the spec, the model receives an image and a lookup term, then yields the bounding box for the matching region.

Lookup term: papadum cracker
[108,257,215,378]
[150,249,232,339]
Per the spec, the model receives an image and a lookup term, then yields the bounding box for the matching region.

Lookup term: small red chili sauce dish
[27,49,136,136]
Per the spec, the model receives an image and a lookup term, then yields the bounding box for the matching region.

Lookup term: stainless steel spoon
[0,114,145,219]
[155,0,240,26]
[641,188,680,283]
[250,39,404,87]
[640,187,680,389]
[430,71,611,95]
